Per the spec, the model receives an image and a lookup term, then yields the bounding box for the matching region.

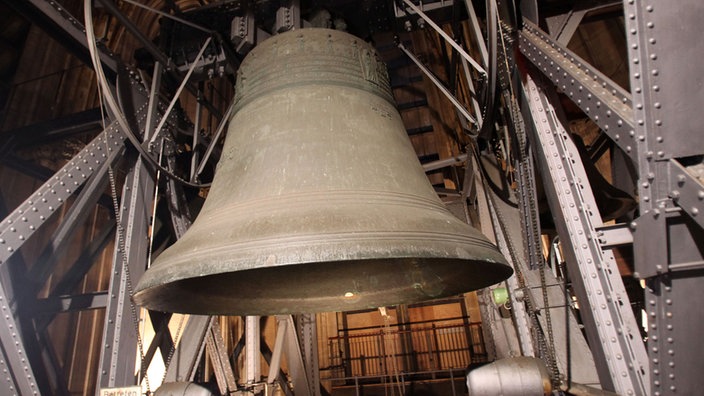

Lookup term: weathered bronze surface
[134,28,511,315]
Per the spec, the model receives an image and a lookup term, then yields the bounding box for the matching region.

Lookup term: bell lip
[133,256,513,316]
[135,229,507,289]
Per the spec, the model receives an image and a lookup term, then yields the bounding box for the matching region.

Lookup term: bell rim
[134,255,513,315]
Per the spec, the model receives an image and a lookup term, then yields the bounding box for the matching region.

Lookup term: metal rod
[460,55,483,128]
[148,37,212,147]
[195,96,236,177]
[120,0,214,34]
[401,0,486,76]
[190,88,202,182]
[146,139,165,268]
[96,0,171,66]
[398,43,477,125]
[144,62,163,140]
[463,0,488,66]
[668,260,704,272]
[422,153,468,172]
[267,317,288,384]
[245,316,261,385]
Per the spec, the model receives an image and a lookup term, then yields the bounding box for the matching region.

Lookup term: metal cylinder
[134,28,511,315]
[466,357,552,396]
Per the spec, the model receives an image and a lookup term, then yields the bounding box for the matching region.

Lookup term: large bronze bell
[134,28,511,315]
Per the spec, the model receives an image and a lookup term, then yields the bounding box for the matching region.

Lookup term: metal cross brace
[523,73,648,395]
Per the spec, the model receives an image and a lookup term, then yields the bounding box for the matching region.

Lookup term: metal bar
[461,0,489,127]
[486,197,536,357]
[0,154,54,182]
[210,322,237,391]
[421,154,468,172]
[195,96,236,177]
[35,222,115,332]
[588,131,612,161]
[146,141,164,268]
[142,312,174,374]
[143,62,163,141]
[477,0,498,138]
[297,314,321,396]
[120,0,213,34]
[554,4,589,45]
[147,37,213,147]
[0,124,125,267]
[35,327,70,396]
[97,154,155,391]
[26,145,121,285]
[283,315,313,395]
[463,0,488,66]
[163,316,211,383]
[30,291,108,316]
[158,152,204,385]
[205,330,227,395]
[0,280,40,394]
[190,88,203,182]
[622,3,704,394]
[245,316,261,385]
[622,0,704,161]
[401,0,486,76]
[95,0,170,67]
[267,317,288,384]
[509,88,544,271]
[398,43,477,125]
[666,160,704,231]
[0,108,103,148]
[519,20,638,163]
[466,149,519,361]
[595,223,633,248]
[459,57,483,128]
[164,142,193,238]
[523,73,648,395]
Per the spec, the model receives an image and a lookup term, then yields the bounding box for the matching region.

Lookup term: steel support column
[296,314,321,396]
[622,1,704,394]
[97,153,154,392]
